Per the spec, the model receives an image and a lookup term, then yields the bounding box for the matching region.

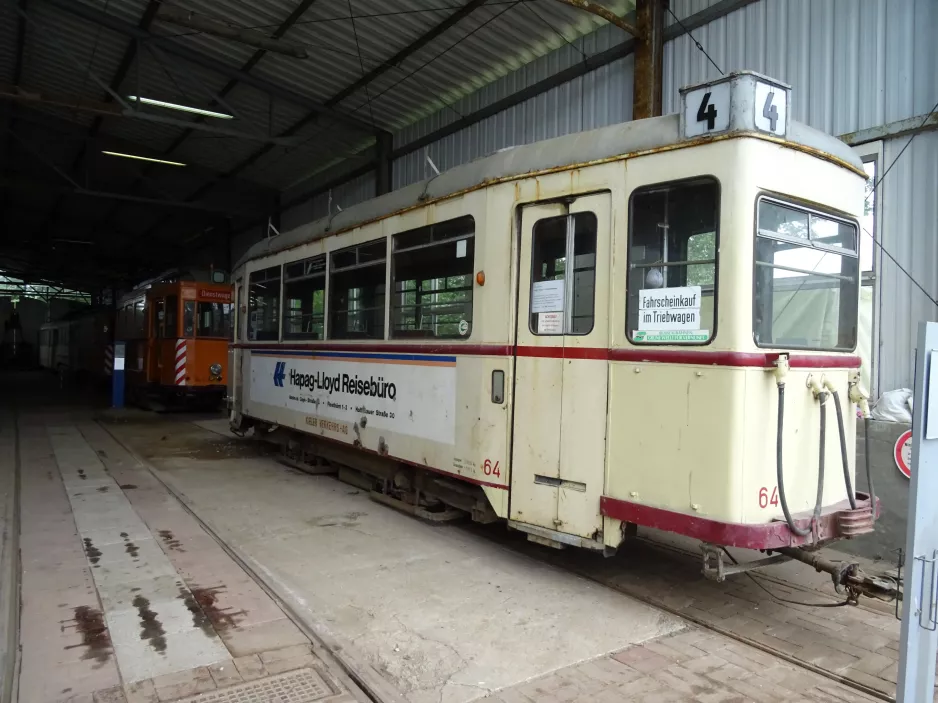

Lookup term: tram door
[510,193,611,540]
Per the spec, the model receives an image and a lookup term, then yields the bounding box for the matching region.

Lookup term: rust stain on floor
[132,595,167,654]
[177,586,216,638]
[191,586,246,632]
[66,606,112,666]
[157,529,185,552]
[82,538,102,565]
[122,533,140,560]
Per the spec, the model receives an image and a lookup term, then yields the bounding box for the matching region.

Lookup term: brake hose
[775,381,827,538]
[830,390,858,510]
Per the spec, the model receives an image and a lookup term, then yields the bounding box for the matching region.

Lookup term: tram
[117,273,233,408]
[229,73,886,594]
[38,309,114,380]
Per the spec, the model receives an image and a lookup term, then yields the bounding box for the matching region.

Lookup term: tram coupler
[776,547,901,604]
[700,543,790,582]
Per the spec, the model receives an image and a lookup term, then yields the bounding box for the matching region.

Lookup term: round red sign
[894,429,912,479]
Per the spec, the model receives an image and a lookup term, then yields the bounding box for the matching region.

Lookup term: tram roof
[237,114,864,271]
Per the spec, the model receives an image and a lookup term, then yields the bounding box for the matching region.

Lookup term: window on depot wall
[627,177,719,345]
[391,216,475,339]
[248,266,282,341]
[282,255,326,340]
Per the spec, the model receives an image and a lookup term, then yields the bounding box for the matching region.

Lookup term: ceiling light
[127,95,233,120]
[102,151,186,167]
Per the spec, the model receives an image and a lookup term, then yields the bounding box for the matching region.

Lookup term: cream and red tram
[230,73,878,576]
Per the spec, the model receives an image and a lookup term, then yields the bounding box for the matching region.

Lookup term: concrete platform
[4,373,364,703]
[107,416,685,703]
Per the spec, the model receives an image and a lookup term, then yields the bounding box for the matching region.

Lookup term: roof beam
[392,0,755,159]
[42,0,378,135]
[326,0,490,108]
[95,0,321,247]
[156,5,309,58]
[144,0,488,234]
[553,0,639,36]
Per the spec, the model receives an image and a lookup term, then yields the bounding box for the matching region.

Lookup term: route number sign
[895,429,912,479]
[682,81,731,138]
[680,71,790,141]
[753,80,787,136]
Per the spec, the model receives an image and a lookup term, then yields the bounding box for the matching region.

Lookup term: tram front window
[197,302,233,338]
[753,198,859,351]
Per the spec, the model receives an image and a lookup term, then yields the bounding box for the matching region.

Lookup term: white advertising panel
[249,350,457,445]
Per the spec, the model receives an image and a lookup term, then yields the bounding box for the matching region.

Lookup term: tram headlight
[209,363,222,380]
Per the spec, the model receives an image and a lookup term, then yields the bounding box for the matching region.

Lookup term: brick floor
[514,536,913,698]
[479,628,883,703]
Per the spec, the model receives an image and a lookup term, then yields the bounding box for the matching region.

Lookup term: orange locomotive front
[117,281,232,407]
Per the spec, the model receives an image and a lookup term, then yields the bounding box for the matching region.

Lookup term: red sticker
[895,429,912,479]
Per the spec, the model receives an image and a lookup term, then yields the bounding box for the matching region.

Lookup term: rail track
[103,417,901,703]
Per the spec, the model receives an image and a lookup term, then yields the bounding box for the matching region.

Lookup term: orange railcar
[117,281,232,407]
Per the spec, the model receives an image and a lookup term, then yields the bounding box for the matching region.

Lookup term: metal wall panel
[393,23,632,188]
[876,130,938,394]
[281,171,375,234]
[663,0,937,135]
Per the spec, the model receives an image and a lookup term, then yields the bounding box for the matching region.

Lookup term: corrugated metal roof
[1,0,640,195]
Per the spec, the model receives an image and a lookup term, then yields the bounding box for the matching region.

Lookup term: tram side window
[283,256,326,340]
[391,216,474,339]
[753,198,859,350]
[330,240,386,340]
[627,178,719,344]
[248,266,282,341]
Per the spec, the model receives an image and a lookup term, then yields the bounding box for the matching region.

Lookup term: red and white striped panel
[104,345,113,376]
[174,339,187,386]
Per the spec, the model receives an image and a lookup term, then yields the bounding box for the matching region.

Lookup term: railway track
[97,419,406,703]
[102,418,902,703]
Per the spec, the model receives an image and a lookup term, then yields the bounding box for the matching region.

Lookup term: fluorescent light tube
[102,150,186,167]
[127,95,233,119]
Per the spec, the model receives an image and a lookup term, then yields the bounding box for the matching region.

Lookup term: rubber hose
[865,416,876,524]
[776,384,811,537]
[813,392,829,529]
[776,384,827,538]
[830,390,858,510]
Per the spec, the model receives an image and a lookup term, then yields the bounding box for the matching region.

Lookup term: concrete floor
[112,417,684,703]
[5,373,363,703]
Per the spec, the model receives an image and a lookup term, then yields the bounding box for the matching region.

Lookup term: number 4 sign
[754,80,787,137]
[680,71,790,141]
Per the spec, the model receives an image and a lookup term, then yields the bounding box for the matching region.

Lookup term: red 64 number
[759,486,779,509]
[482,459,501,478]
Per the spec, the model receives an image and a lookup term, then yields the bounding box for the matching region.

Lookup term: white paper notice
[531,279,564,313]
[456,239,467,258]
[638,286,702,330]
[537,312,563,334]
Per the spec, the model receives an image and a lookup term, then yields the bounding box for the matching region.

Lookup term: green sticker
[634,330,709,343]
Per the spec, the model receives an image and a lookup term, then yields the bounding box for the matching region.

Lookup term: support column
[375,130,393,196]
[633,0,664,120]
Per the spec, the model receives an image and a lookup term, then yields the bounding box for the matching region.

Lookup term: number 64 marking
[759,486,779,509]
